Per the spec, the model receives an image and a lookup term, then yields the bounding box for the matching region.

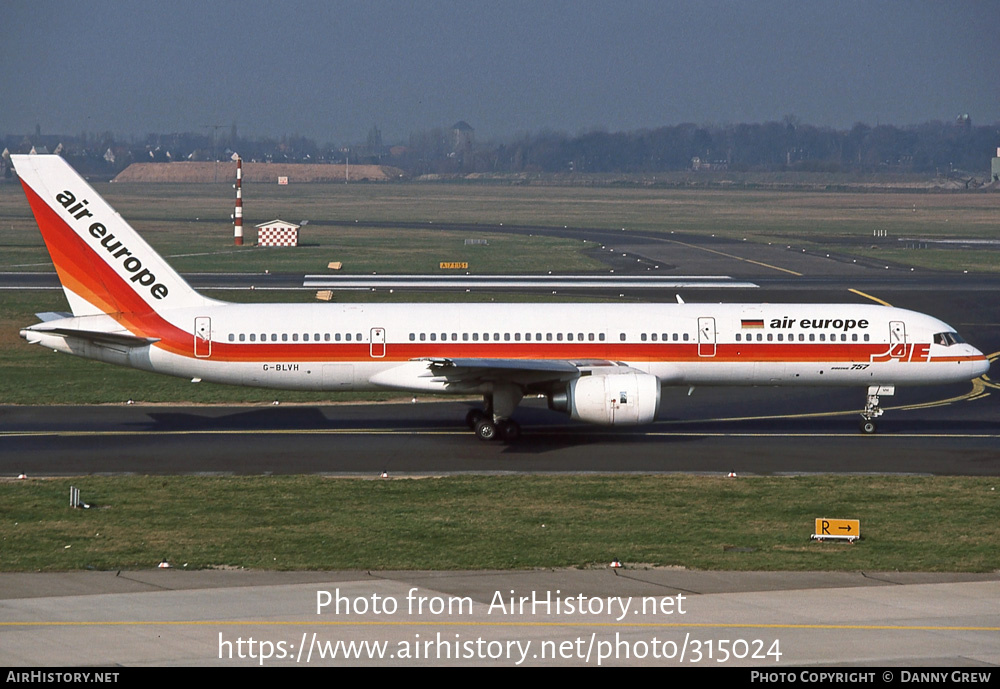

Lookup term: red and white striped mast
[233,154,244,246]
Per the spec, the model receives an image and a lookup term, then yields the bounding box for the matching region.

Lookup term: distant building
[691,156,727,171]
[452,121,474,154]
[256,219,300,247]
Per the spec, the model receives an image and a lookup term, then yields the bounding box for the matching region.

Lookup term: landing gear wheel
[860,420,877,434]
[466,409,487,430]
[475,419,498,441]
[498,419,521,443]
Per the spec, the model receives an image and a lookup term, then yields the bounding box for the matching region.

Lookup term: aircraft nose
[971,348,991,377]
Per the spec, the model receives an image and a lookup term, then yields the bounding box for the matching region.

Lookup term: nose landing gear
[860,385,894,434]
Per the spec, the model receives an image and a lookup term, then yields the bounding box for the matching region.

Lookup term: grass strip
[2,475,997,572]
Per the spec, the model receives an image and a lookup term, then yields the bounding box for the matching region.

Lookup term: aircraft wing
[420,357,584,390]
[369,357,646,393]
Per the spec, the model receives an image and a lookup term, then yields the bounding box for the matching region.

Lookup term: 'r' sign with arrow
[811,518,861,543]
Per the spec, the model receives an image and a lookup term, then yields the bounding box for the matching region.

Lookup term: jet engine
[549,371,661,425]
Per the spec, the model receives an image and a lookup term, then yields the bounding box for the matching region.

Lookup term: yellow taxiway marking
[848,288,893,306]
[662,237,803,276]
[3,620,998,632]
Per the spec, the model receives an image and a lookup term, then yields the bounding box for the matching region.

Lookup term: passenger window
[250,334,256,342]
[409,333,415,341]
[228,334,234,342]
[619,333,626,341]
[345,333,351,342]
[430,333,437,341]
[239,334,245,342]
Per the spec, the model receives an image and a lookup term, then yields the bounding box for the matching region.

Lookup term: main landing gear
[466,409,521,443]
[466,385,523,443]
[860,385,894,434]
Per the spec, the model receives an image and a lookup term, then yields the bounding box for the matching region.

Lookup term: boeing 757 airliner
[11,155,990,441]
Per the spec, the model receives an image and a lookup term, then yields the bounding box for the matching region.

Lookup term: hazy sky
[3,1,997,144]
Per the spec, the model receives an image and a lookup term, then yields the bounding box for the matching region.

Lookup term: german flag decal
[741,319,765,329]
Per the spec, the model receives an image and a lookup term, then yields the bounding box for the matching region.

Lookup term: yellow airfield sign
[811,518,861,542]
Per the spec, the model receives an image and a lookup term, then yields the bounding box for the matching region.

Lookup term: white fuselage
[26,301,989,394]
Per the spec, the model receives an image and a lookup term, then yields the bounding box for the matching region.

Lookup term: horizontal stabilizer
[35,311,74,322]
[26,326,159,348]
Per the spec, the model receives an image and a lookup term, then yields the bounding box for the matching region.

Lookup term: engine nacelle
[550,372,661,425]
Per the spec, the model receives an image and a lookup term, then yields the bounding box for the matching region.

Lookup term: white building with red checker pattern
[255,219,300,247]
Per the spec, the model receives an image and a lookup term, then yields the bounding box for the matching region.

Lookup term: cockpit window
[934,332,965,346]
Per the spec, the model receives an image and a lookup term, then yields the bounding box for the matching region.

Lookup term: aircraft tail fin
[11,154,213,317]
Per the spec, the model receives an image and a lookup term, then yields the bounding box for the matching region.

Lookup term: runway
[2,374,998,476]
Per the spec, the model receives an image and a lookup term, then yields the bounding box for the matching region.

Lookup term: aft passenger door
[194,317,211,358]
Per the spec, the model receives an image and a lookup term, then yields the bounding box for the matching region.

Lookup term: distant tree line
[476,118,998,175]
[3,117,998,179]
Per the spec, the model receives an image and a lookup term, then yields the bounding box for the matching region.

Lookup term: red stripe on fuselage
[200,341,979,364]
